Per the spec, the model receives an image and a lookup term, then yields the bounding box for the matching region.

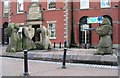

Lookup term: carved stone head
[101,18,111,25]
[5,23,19,37]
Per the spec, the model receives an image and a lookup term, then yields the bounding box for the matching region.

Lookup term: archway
[79,16,91,48]
[2,22,9,45]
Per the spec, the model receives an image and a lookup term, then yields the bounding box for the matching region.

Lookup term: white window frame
[80,0,89,9]
[47,0,56,10]
[100,0,111,8]
[4,0,9,17]
[47,21,56,39]
[17,0,24,14]
[31,0,39,2]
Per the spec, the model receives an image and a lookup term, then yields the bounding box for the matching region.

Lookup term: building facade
[1,0,120,48]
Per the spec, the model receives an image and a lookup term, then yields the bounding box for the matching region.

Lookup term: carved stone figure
[35,26,52,50]
[22,25,36,50]
[94,18,113,55]
[5,23,22,52]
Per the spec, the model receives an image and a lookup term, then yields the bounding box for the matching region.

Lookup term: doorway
[2,22,9,45]
[79,16,91,48]
[32,25,40,42]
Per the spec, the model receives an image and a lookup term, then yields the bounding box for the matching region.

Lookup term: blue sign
[87,16,103,24]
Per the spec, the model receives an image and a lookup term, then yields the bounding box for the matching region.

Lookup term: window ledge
[17,12,24,14]
[50,37,56,40]
[100,7,111,9]
[48,8,56,10]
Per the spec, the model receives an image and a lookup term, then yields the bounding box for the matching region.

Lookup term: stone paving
[1,45,118,65]
[1,57,118,76]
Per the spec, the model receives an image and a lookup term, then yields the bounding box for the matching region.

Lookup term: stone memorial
[22,25,36,50]
[35,26,52,50]
[5,23,22,52]
[94,18,113,55]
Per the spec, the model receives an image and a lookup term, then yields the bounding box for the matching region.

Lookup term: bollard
[64,41,67,48]
[84,43,87,49]
[118,49,120,76]
[59,42,61,49]
[62,48,67,69]
[23,50,29,76]
[54,42,56,48]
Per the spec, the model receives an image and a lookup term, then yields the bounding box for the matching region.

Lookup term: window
[48,22,56,39]
[31,0,39,2]
[80,0,89,9]
[4,0,9,17]
[48,0,56,10]
[17,0,24,13]
[100,0,111,8]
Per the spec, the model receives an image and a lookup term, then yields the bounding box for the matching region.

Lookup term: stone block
[100,55,117,62]
[88,55,101,61]
[77,55,89,61]
[41,54,53,59]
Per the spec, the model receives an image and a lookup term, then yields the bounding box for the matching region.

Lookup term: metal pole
[118,49,120,78]
[85,30,87,49]
[23,50,29,76]
[64,41,67,48]
[8,0,11,23]
[54,42,55,48]
[62,48,67,69]
[59,42,61,48]
[2,28,4,46]
[8,0,11,45]
[64,0,69,46]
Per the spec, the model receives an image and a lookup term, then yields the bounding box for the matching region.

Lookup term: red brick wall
[43,10,65,43]
[1,1,120,45]
[10,1,65,44]
[73,2,120,45]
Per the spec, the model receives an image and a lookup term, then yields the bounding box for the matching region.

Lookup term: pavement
[1,45,118,65]
[1,57,118,76]
[1,45,119,76]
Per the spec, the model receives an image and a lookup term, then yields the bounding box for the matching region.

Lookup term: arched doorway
[103,15,113,41]
[79,16,91,48]
[2,22,9,45]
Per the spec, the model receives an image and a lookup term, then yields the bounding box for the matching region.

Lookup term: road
[1,57,118,76]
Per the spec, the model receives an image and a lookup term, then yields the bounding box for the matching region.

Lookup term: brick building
[1,0,120,48]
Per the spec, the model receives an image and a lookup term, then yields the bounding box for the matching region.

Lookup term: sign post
[81,24,89,49]
[84,30,87,49]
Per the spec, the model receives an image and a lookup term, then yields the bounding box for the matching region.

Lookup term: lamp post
[8,0,11,24]
[64,0,69,47]
[70,0,76,48]
[7,0,11,45]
